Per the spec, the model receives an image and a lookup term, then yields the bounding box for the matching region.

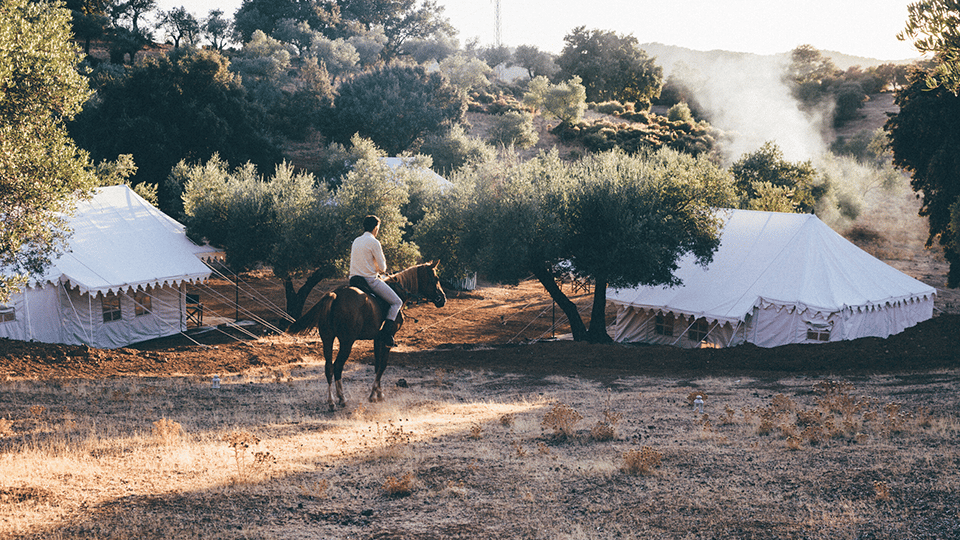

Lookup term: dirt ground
[2,258,959,384]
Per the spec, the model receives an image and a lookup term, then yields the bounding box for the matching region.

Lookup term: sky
[158,0,923,61]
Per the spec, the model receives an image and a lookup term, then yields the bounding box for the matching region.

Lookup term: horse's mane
[384,263,424,298]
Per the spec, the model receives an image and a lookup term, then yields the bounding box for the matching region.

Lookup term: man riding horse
[288,216,446,410]
[349,215,403,347]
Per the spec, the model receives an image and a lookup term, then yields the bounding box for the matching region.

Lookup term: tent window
[0,305,14,323]
[655,314,674,336]
[101,292,122,322]
[688,318,709,342]
[806,321,832,342]
[134,290,151,316]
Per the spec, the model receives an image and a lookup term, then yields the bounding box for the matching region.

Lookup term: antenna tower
[494,0,502,47]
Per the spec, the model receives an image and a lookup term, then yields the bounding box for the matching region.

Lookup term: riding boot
[379,319,398,347]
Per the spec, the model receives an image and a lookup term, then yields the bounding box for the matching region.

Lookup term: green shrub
[420,125,497,174]
[667,102,694,123]
[595,100,626,115]
[487,111,539,149]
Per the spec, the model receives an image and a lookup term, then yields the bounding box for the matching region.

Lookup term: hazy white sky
[158,0,922,60]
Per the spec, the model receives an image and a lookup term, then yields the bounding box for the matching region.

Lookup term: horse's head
[417,261,446,308]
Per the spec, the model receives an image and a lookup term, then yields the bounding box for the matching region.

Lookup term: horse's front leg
[369,341,388,402]
[326,381,337,412]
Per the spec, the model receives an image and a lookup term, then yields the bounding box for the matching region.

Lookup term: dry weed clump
[151,417,182,445]
[383,472,417,497]
[222,430,273,480]
[719,405,737,425]
[873,480,892,502]
[541,402,583,440]
[622,446,663,475]
[590,409,623,442]
[300,479,330,499]
[746,380,946,450]
[364,420,412,459]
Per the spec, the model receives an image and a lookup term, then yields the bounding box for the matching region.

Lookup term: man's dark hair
[362,215,381,232]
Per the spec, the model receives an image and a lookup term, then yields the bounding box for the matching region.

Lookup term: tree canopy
[899,0,960,94]
[555,26,663,108]
[511,44,559,79]
[0,0,97,303]
[730,142,826,213]
[415,148,735,342]
[886,68,960,286]
[331,63,466,155]
[522,75,587,125]
[337,0,453,60]
[232,0,341,44]
[70,46,283,215]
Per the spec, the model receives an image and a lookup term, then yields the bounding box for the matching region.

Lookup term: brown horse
[289,261,446,411]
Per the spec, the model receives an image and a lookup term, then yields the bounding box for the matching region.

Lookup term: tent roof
[30,185,219,295]
[382,157,453,190]
[608,209,936,324]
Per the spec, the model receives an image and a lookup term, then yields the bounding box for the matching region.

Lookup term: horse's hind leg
[322,337,337,412]
[369,341,388,402]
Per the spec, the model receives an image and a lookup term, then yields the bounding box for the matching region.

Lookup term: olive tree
[555,26,663,107]
[331,64,466,155]
[1,0,97,303]
[730,142,826,213]
[522,75,587,125]
[70,46,282,216]
[898,0,960,94]
[886,68,960,286]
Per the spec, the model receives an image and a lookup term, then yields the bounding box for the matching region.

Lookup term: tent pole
[727,319,743,347]
[672,316,698,347]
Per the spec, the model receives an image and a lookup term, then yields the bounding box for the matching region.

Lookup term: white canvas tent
[0,185,220,349]
[608,209,936,348]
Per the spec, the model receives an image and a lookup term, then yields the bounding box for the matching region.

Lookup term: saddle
[349,276,393,316]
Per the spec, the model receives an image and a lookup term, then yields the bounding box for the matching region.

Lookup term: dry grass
[0,362,959,539]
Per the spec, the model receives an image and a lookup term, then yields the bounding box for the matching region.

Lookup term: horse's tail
[287,292,336,335]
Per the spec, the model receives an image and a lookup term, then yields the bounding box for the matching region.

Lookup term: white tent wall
[57,283,187,349]
[0,283,61,343]
[746,296,935,348]
[611,307,739,348]
[613,296,935,349]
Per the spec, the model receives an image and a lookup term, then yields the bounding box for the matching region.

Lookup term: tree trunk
[530,265,588,341]
[586,274,612,343]
[282,267,329,321]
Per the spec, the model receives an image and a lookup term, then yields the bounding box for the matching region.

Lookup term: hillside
[639,42,920,73]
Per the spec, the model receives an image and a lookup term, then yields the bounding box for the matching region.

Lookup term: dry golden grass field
[2,231,960,539]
